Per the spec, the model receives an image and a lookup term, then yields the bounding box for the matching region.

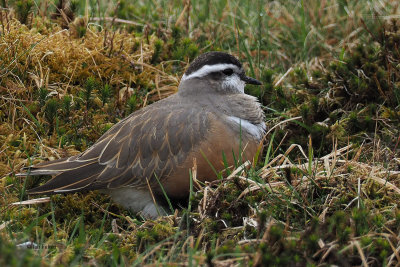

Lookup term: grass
[0,0,400,265]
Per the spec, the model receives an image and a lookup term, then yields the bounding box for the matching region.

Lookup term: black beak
[241,74,262,85]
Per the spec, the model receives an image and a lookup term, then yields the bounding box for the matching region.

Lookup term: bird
[18,51,265,219]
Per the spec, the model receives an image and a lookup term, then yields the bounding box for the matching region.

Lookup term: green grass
[0,0,400,265]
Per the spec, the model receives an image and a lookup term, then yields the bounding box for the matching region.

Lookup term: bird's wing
[26,99,211,194]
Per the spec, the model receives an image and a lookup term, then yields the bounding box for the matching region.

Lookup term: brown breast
[160,115,262,198]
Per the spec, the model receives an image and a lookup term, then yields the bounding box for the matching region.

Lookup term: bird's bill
[241,75,262,85]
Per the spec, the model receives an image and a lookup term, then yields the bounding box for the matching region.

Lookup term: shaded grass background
[0,0,399,266]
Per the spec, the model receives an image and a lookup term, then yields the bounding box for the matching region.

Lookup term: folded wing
[23,97,210,194]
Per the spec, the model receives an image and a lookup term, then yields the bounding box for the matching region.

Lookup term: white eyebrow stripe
[181,64,240,81]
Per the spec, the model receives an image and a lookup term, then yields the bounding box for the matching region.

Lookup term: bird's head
[180,51,262,94]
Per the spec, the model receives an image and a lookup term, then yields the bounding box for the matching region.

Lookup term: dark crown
[185,52,242,76]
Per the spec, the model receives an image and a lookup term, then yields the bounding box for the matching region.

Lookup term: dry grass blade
[0,221,10,231]
[368,176,400,195]
[11,197,50,205]
[352,241,368,267]
[90,17,144,27]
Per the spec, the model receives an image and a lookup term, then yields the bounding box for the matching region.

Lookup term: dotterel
[19,51,266,218]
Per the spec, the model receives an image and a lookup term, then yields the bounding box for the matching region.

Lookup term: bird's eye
[222,68,234,76]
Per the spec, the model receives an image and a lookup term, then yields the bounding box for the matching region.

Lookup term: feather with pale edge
[19,95,211,194]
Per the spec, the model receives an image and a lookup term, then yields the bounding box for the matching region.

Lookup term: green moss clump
[81,77,97,110]
[151,39,163,64]
[37,87,49,108]
[126,94,137,114]
[44,98,59,133]
[99,84,111,106]
[62,95,72,117]
[15,0,34,25]
[267,21,400,155]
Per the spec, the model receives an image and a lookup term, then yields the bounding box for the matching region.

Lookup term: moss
[81,77,97,110]
[62,95,72,117]
[151,39,163,64]
[293,67,309,87]
[126,94,137,114]
[268,21,400,155]
[1,2,400,266]
[37,87,49,108]
[172,37,199,62]
[44,98,59,133]
[98,84,111,106]
[0,236,44,267]
[15,0,34,25]
[300,104,310,122]
[305,233,319,251]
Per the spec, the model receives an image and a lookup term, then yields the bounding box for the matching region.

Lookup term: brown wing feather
[27,160,102,194]
[93,101,210,188]
[25,95,211,194]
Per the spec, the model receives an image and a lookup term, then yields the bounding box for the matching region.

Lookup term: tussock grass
[0,0,399,266]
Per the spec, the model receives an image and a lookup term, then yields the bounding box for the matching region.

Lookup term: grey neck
[177,78,264,126]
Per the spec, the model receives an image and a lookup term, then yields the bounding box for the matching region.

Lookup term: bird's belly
[160,134,261,198]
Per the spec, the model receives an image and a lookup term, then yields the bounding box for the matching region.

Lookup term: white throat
[222,74,245,93]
